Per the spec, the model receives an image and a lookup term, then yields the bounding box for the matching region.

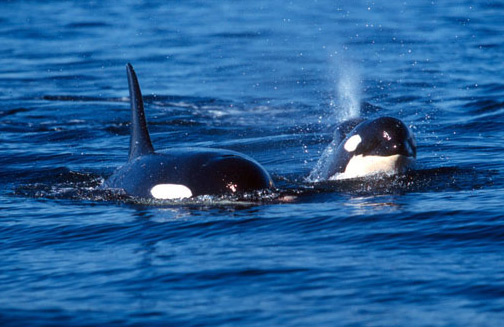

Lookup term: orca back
[103,64,274,199]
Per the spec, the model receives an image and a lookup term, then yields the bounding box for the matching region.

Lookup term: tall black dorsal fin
[126,63,155,161]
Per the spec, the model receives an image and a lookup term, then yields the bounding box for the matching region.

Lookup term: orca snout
[357,117,416,158]
[402,134,416,158]
[379,131,416,158]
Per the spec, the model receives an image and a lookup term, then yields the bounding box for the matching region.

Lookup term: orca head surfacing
[102,63,274,199]
[327,116,416,180]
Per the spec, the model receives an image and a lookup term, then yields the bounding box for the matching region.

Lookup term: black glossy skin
[103,64,274,198]
[324,116,416,179]
[104,148,273,198]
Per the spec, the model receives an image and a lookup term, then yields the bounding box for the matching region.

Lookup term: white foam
[150,184,193,199]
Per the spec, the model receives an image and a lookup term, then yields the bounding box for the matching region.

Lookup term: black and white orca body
[315,117,416,180]
[102,64,274,199]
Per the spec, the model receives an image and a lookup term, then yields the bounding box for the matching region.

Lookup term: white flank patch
[331,154,415,180]
[344,134,362,152]
[150,184,193,199]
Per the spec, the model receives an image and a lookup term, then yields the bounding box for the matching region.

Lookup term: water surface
[1,1,504,326]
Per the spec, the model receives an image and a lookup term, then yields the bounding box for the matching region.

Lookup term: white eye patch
[344,134,362,152]
[150,184,193,199]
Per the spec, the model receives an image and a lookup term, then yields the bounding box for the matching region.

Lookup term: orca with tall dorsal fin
[102,63,274,199]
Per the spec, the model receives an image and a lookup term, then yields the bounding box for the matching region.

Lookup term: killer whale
[310,116,416,180]
[102,63,274,199]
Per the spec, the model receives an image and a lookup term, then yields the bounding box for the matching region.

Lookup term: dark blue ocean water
[1,0,504,326]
